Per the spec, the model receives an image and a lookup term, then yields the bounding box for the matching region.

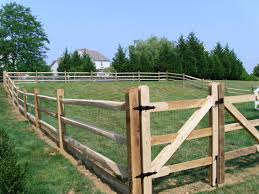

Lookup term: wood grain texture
[126,88,142,194]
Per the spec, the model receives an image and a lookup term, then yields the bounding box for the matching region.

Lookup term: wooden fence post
[217,83,225,184]
[126,88,142,194]
[208,83,219,186]
[182,73,185,86]
[57,89,65,150]
[23,89,28,117]
[64,71,67,83]
[166,71,169,81]
[202,78,204,89]
[115,71,118,81]
[91,71,93,81]
[138,71,140,82]
[36,71,38,83]
[139,85,152,194]
[158,71,160,81]
[34,88,41,128]
[225,80,228,93]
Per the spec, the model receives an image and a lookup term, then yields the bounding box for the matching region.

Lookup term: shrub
[0,129,26,194]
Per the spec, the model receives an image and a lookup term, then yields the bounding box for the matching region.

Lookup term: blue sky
[1,0,259,73]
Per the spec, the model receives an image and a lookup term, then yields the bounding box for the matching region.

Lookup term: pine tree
[111,45,129,72]
[58,48,71,72]
[176,35,187,73]
[81,54,96,72]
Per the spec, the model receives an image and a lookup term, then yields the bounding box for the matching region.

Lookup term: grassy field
[17,80,259,192]
[0,85,102,194]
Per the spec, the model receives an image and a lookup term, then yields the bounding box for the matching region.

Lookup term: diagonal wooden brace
[151,96,214,172]
[225,102,259,142]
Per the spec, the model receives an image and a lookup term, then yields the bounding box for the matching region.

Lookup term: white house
[51,48,111,72]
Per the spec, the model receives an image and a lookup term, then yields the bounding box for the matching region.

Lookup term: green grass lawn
[17,80,259,193]
[0,85,102,194]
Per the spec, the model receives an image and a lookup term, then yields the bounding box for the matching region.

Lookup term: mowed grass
[0,85,102,194]
[18,81,259,192]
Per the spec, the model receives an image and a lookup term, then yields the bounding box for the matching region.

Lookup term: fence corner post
[57,89,65,150]
[126,88,142,194]
[34,88,40,128]
[217,83,225,185]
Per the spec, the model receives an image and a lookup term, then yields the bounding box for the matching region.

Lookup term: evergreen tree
[57,49,96,72]
[81,53,96,72]
[176,35,187,73]
[69,51,84,72]
[155,39,176,72]
[210,43,225,79]
[0,3,49,73]
[111,45,129,72]
[57,48,71,72]
[184,32,209,77]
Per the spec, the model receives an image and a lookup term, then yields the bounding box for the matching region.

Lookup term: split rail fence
[2,71,259,193]
[8,71,256,93]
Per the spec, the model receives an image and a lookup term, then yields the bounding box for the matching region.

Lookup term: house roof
[77,49,110,61]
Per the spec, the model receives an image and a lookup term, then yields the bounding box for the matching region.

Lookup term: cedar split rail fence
[6,71,256,94]
[2,71,259,193]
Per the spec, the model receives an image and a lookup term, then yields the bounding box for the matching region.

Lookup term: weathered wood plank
[64,136,128,178]
[149,98,207,112]
[38,94,57,101]
[217,83,225,184]
[152,157,212,179]
[209,83,219,186]
[57,89,65,150]
[139,85,152,194]
[62,99,126,111]
[225,145,258,160]
[224,94,255,104]
[34,89,41,128]
[61,116,126,144]
[125,87,142,194]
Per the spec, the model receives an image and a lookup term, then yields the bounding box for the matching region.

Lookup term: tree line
[57,49,96,72]
[112,33,251,80]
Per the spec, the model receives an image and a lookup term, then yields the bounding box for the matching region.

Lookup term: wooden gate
[127,83,226,193]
